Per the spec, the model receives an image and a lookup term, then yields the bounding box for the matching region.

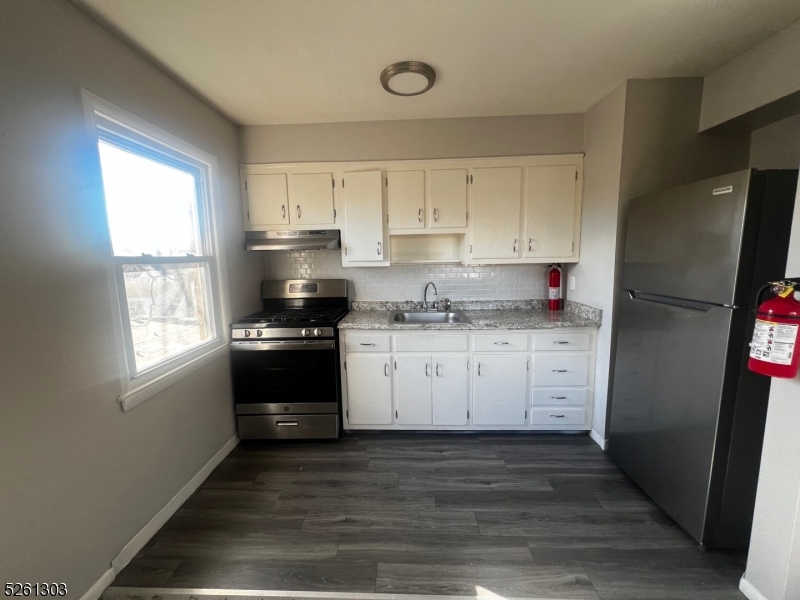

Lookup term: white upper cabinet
[430,168,468,229]
[290,172,335,225]
[470,167,522,260]
[387,170,425,230]
[342,169,389,265]
[245,173,289,226]
[524,165,578,259]
[242,155,582,265]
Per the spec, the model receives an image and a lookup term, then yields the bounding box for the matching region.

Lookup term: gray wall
[240,113,584,163]
[0,0,262,592]
[743,115,800,600]
[700,20,800,131]
[566,82,627,442]
[749,112,800,169]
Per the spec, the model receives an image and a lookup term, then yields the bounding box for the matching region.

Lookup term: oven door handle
[230,340,335,351]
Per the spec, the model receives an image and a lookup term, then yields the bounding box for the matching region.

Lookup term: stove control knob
[301,328,310,337]
[256,330,263,337]
[313,328,322,337]
[244,330,251,337]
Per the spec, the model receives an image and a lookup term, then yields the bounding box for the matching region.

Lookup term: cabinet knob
[433,208,439,222]
[296,205,301,218]
[513,239,517,252]
[418,208,423,222]
[282,205,286,219]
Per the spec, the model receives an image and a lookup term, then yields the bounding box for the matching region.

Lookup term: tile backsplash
[265,251,547,301]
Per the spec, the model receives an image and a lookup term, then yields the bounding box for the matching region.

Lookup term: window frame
[82,90,231,411]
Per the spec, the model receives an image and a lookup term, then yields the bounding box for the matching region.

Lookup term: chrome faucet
[423,282,438,312]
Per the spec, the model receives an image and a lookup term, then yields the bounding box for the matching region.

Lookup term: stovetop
[235,307,348,327]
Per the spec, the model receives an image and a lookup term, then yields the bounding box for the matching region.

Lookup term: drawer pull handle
[550,414,566,418]
[360,343,376,346]
[552,369,568,373]
[554,341,570,345]
[494,341,510,345]
[276,421,299,427]
[553,396,567,399]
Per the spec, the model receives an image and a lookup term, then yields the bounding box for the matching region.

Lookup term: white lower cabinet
[395,354,469,425]
[472,354,528,425]
[342,328,595,431]
[346,354,392,425]
[395,355,433,425]
[432,355,469,425]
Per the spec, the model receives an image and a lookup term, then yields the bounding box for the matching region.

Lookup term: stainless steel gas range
[230,279,349,439]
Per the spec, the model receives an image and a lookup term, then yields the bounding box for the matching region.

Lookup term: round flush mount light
[380,61,436,96]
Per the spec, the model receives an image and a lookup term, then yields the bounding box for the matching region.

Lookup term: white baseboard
[79,568,115,600]
[740,576,769,600]
[111,434,240,572]
[589,428,607,450]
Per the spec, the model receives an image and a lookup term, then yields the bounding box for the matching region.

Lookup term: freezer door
[609,290,741,545]
[622,169,756,306]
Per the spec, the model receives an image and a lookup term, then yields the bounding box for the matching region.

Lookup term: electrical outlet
[569,276,576,291]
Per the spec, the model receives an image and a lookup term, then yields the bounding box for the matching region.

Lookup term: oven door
[231,340,339,415]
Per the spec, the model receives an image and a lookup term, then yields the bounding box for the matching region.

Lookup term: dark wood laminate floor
[110,433,746,599]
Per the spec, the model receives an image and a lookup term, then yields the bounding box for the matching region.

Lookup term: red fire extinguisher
[548,264,564,311]
[748,279,800,379]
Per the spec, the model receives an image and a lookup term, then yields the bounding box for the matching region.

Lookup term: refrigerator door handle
[626,290,716,313]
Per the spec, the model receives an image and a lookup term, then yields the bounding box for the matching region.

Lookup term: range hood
[246,230,341,251]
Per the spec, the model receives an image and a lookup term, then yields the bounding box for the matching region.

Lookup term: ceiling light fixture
[380,61,436,96]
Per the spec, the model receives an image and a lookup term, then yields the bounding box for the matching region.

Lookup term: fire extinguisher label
[750,319,797,365]
[549,287,560,300]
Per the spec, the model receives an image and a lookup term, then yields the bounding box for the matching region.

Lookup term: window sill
[118,342,230,412]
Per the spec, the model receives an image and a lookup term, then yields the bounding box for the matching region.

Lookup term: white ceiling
[78,0,800,126]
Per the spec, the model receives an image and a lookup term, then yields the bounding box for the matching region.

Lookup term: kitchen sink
[389,310,470,324]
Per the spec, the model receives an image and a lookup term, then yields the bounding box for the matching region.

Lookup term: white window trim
[81,89,232,412]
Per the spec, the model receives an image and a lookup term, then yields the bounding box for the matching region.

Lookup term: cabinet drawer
[532,354,589,386]
[531,388,589,406]
[395,334,468,352]
[531,408,586,426]
[533,333,590,351]
[345,334,391,353]
[473,334,528,352]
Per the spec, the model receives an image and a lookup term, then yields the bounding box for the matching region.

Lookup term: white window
[83,91,229,411]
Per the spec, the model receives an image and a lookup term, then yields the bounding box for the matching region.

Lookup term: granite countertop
[338,300,601,331]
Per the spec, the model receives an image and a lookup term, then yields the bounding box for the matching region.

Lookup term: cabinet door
[430,169,467,228]
[395,355,432,425]
[290,172,335,225]
[432,355,469,425]
[472,354,528,425]
[388,170,425,230]
[470,167,522,259]
[343,170,386,262]
[346,354,392,425]
[246,173,289,226]
[524,165,577,258]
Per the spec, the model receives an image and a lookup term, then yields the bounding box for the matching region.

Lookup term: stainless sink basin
[389,310,470,324]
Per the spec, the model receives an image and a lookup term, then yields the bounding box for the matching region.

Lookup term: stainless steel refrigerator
[609,169,798,549]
